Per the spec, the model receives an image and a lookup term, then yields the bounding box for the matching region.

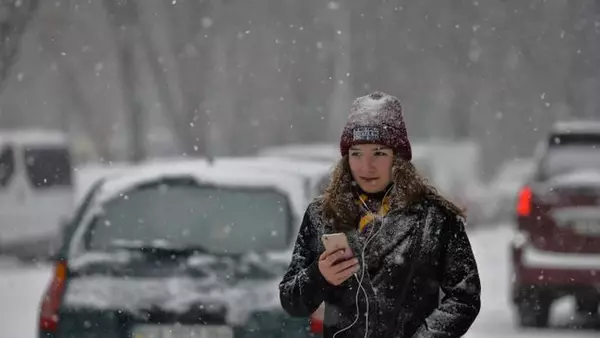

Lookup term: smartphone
[321,233,354,258]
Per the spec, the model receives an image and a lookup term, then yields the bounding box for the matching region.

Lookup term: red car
[511,120,600,327]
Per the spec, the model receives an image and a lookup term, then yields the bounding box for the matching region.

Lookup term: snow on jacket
[278,197,481,337]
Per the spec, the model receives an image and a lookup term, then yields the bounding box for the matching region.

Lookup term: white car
[0,129,75,260]
[215,156,333,203]
[481,158,534,223]
[257,143,340,163]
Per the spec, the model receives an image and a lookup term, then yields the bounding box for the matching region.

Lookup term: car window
[538,145,600,180]
[548,133,600,147]
[23,147,72,188]
[0,145,15,187]
[84,181,292,255]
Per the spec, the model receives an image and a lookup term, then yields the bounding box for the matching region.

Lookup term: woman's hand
[318,249,360,286]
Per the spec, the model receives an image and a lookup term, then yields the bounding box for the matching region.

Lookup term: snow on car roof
[74,162,134,202]
[546,169,600,187]
[95,159,307,218]
[257,143,340,162]
[0,128,68,147]
[258,142,432,164]
[551,120,600,134]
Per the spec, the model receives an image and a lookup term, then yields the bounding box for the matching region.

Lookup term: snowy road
[465,224,599,337]
[0,258,52,338]
[1,224,598,337]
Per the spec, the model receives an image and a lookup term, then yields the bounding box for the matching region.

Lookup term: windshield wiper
[109,239,210,258]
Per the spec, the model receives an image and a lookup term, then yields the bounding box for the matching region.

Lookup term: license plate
[132,324,233,338]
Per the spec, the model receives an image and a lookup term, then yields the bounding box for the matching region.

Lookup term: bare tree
[163,0,214,157]
[36,8,112,160]
[326,1,351,141]
[102,0,146,162]
[128,0,215,158]
[136,14,188,156]
[0,0,40,94]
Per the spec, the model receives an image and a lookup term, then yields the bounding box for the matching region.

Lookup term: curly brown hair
[322,155,465,232]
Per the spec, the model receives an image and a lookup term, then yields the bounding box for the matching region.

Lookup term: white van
[0,129,75,259]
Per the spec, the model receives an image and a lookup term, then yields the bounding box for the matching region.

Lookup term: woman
[279,92,481,337]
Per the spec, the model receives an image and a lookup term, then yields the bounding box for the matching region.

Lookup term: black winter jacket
[279,197,481,337]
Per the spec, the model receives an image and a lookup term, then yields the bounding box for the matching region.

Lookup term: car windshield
[539,146,600,179]
[83,181,292,255]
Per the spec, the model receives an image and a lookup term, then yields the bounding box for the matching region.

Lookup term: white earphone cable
[332,185,394,338]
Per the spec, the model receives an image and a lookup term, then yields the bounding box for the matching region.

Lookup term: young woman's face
[348,144,394,193]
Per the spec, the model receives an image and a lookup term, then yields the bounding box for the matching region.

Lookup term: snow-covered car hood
[63,275,281,326]
[62,251,287,326]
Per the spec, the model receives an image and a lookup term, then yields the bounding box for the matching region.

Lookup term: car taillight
[516,185,533,216]
[309,303,325,334]
[39,260,68,333]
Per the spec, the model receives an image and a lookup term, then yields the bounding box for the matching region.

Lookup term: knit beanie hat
[340,91,412,161]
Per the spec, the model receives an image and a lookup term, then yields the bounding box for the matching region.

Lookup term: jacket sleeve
[411,214,482,338]
[279,209,332,317]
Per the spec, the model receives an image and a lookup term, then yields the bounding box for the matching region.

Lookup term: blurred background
[1,0,600,337]
[2,0,598,171]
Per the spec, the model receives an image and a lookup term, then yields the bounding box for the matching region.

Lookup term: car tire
[575,297,599,316]
[515,295,551,328]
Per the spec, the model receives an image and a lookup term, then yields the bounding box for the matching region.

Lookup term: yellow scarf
[356,194,391,232]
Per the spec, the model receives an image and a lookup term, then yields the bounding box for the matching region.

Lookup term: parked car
[73,162,133,202]
[257,141,485,226]
[257,143,340,164]
[511,120,600,328]
[38,160,315,338]
[215,156,332,203]
[480,158,534,224]
[0,129,75,261]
